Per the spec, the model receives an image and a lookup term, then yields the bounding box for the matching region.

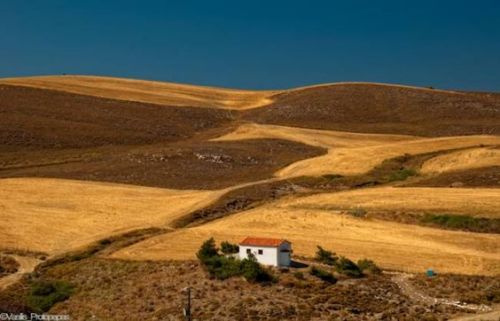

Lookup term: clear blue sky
[2,0,499,91]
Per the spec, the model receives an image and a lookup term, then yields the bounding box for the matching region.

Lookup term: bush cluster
[314,246,338,265]
[27,280,74,312]
[197,238,274,283]
[388,168,417,182]
[357,259,382,274]
[309,266,337,283]
[314,246,381,278]
[420,213,499,233]
[220,241,239,254]
[335,257,363,278]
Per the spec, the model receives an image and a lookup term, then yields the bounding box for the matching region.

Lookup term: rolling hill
[0,75,499,320]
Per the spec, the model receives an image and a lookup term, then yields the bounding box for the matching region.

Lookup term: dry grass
[212,123,417,148]
[291,187,500,218]
[276,135,500,178]
[213,124,499,177]
[421,147,500,174]
[112,187,500,275]
[0,178,223,255]
[0,75,276,109]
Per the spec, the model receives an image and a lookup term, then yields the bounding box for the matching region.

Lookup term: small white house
[238,237,292,267]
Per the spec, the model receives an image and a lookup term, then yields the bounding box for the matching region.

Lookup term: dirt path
[0,255,40,290]
[449,307,500,321]
[388,272,493,314]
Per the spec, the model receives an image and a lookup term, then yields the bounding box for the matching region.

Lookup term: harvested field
[276,135,500,178]
[112,189,500,275]
[212,123,417,148]
[290,187,500,218]
[0,75,276,109]
[213,123,499,178]
[245,83,500,136]
[0,178,223,255]
[0,139,324,189]
[420,147,500,174]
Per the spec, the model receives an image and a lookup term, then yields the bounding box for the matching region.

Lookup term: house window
[246,249,251,254]
[258,249,263,255]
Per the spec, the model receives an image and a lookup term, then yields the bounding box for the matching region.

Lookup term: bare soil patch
[0,139,324,189]
[0,84,235,151]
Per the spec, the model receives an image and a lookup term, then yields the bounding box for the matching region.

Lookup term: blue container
[426,269,435,277]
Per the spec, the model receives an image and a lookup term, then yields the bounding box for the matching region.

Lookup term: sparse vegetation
[388,167,417,182]
[321,174,343,181]
[347,206,367,218]
[357,259,382,274]
[420,213,500,233]
[27,280,74,312]
[310,266,337,284]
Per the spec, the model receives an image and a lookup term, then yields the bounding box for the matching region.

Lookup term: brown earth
[0,84,235,151]
[0,139,324,189]
[244,83,500,136]
[0,256,19,277]
[409,274,500,305]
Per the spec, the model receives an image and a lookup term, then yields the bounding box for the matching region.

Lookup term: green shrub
[357,259,381,274]
[348,207,367,218]
[310,266,337,284]
[27,280,74,312]
[335,257,363,278]
[241,255,274,283]
[315,246,338,266]
[420,213,499,233]
[204,256,242,280]
[388,168,417,182]
[197,238,219,263]
[322,174,343,181]
[220,241,239,254]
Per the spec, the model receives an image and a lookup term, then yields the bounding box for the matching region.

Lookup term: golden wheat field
[213,123,500,177]
[0,178,223,255]
[420,147,500,174]
[0,75,276,109]
[289,187,500,218]
[111,189,500,275]
[276,135,500,177]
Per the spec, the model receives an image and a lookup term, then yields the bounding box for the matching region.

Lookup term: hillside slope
[0,75,276,109]
[245,83,500,136]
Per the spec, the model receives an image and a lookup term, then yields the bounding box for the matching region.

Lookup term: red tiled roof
[239,237,288,247]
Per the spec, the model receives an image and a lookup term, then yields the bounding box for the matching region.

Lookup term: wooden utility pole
[183,287,192,321]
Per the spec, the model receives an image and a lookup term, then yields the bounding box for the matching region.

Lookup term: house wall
[278,242,291,267]
[239,245,278,267]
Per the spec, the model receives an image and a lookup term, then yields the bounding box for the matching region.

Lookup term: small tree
[241,254,274,283]
[335,256,363,278]
[197,238,219,263]
[315,246,338,265]
[220,241,239,254]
